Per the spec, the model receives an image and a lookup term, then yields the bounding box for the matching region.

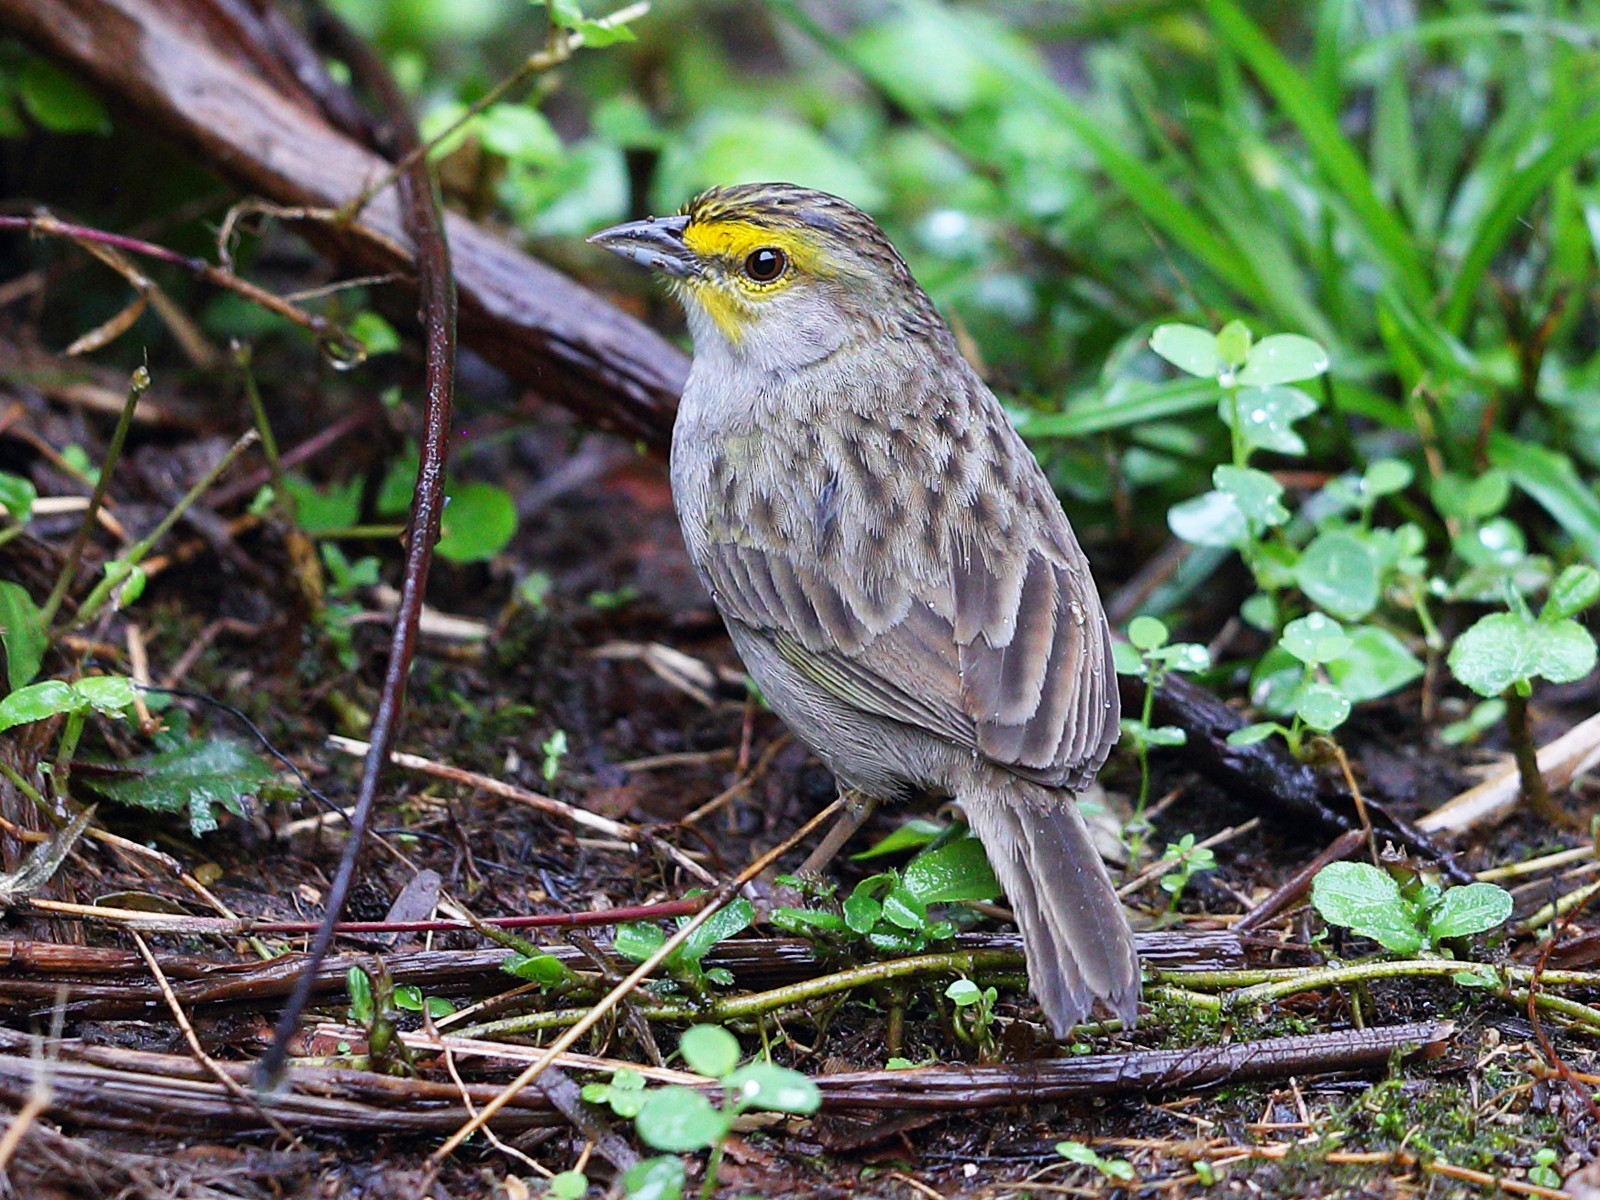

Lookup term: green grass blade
[1488,433,1600,566]
[1441,107,1600,335]
[1201,0,1434,309]
[1017,378,1216,439]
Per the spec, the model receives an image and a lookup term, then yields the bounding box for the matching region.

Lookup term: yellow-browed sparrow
[591,183,1137,1034]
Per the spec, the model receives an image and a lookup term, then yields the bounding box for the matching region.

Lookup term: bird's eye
[743,247,787,283]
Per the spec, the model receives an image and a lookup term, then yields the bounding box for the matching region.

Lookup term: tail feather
[959,774,1139,1036]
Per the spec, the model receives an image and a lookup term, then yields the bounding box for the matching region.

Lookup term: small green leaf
[901,833,1001,904]
[946,978,981,1006]
[1543,564,1600,622]
[1237,334,1330,386]
[0,679,78,731]
[1111,640,1145,676]
[437,481,518,564]
[881,885,928,931]
[1148,642,1210,673]
[1221,385,1318,456]
[1227,722,1282,747]
[0,582,47,690]
[1362,459,1414,498]
[1281,613,1351,666]
[85,733,273,836]
[1432,470,1510,521]
[620,1155,686,1200]
[1214,465,1289,530]
[614,921,666,962]
[347,966,375,1024]
[1127,615,1168,651]
[1427,883,1513,941]
[1310,862,1424,955]
[1294,682,1351,732]
[74,675,136,715]
[1168,489,1247,547]
[1326,626,1424,703]
[1142,724,1187,747]
[548,1170,589,1200]
[726,1062,822,1114]
[19,57,110,134]
[425,995,456,1019]
[1149,323,1220,378]
[675,898,754,966]
[635,1086,728,1152]
[1215,319,1253,368]
[348,311,400,357]
[679,1024,740,1078]
[842,891,882,934]
[0,471,37,524]
[1449,612,1598,697]
[393,985,424,1012]
[1296,531,1381,620]
[502,951,573,987]
[852,817,943,859]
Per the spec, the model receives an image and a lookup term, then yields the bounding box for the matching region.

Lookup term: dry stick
[128,931,302,1147]
[36,366,148,627]
[1421,708,1600,834]
[327,735,717,886]
[0,214,346,351]
[427,796,846,1165]
[256,5,457,1088]
[1235,829,1365,933]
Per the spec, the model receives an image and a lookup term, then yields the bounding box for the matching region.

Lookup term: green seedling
[1055,1139,1135,1183]
[946,977,999,1058]
[616,897,755,993]
[1113,615,1209,847]
[345,964,414,1076]
[541,729,569,783]
[1310,860,1512,957]
[1448,564,1600,822]
[393,985,456,1021]
[1157,834,1217,913]
[584,1024,820,1200]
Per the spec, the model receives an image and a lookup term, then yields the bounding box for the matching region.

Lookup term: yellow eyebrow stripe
[681,219,822,274]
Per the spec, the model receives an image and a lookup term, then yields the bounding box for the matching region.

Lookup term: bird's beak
[588,214,696,278]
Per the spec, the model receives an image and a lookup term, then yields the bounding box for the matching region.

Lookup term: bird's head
[590,182,938,372]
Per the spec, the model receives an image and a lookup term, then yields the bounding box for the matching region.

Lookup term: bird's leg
[796,790,879,878]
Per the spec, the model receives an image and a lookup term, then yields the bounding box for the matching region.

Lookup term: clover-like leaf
[1294,682,1351,732]
[1280,613,1351,666]
[1449,611,1598,697]
[1127,615,1168,651]
[620,1156,685,1200]
[1363,458,1414,498]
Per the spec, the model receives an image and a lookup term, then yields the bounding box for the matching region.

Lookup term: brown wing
[697,416,1118,790]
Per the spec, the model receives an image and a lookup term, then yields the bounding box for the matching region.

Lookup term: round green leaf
[548,1170,589,1200]
[1294,682,1351,731]
[1281,613,1350,666]
[1326,626,1424,703]
[0,471,37,523]
[725,1062,822,1115]
[1213,465,1289,530]
[1237,334,1330,386]
[842,890,882,934]
[1295,531,1382,621]
[1362,458,1414,498]
[19,58,111,134]
[634,1086,728,1152]
[1215,320,1253,368]
[1226,722,1281,747]
[901,834,1001,903]
[1168,490,1247,548]
[1127,615,1168,651]
[437,481,518,564]
[1111,640,1145,676]
[679,1024,741,1079]
[1149,323,1220,378]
